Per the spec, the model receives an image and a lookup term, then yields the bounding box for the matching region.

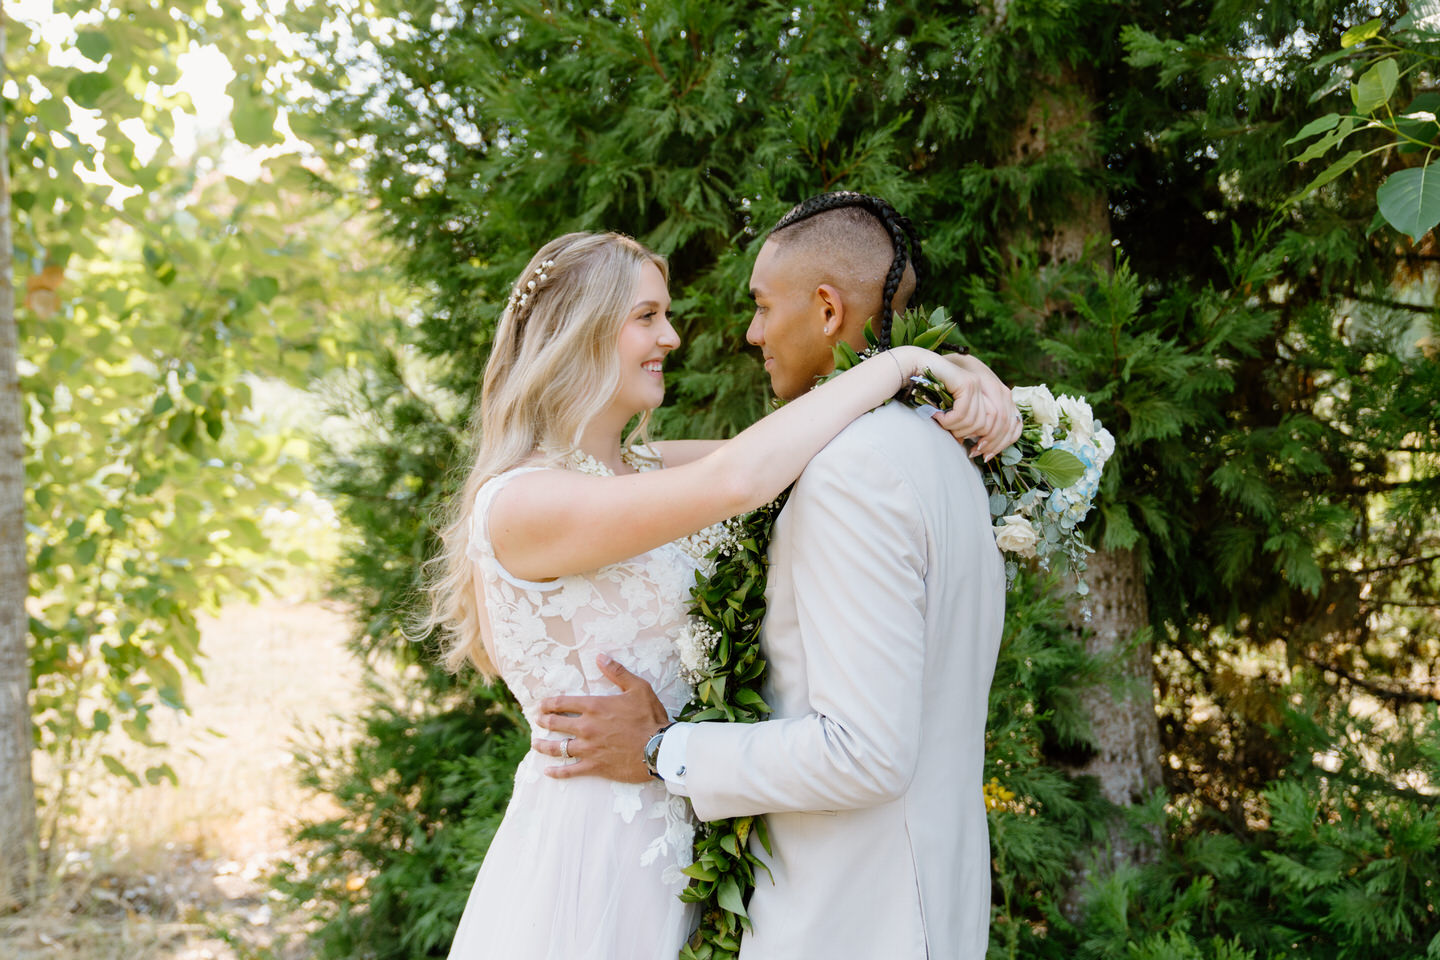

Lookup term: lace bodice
[466,450,705,879]
[468,454,703,722]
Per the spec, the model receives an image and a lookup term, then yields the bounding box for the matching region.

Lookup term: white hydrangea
[1056,394,1095,444]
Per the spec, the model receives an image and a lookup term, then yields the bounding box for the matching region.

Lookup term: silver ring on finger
[559,737,572,760]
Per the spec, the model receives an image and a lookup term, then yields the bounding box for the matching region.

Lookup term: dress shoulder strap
[466,466,562,591]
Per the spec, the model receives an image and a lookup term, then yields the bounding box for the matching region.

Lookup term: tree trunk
[1003,56,1164,875]
[1064,548,1163,862]
[0,6,39,907]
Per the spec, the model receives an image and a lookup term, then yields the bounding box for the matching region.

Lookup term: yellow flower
[983,777,1017,811]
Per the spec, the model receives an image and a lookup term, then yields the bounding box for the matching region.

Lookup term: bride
[423,231,1014,959]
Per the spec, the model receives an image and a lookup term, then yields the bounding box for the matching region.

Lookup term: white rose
[1056,394,1095,443]
[1012,385,1059,428]
[993,515,1039,558]
[1093,425,1115,463]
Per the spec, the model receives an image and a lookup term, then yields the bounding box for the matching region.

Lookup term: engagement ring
[559,737,572,760]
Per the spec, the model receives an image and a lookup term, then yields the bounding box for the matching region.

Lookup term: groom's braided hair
[768,191,926,351]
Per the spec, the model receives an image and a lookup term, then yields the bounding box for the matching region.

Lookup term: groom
[535,192,1010,959]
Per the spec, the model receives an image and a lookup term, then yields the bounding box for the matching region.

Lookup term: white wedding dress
[446,456,700,960]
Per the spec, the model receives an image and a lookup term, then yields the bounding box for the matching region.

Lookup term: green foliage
[274,679,529,959]
[9,0,412,827]
[274,0,1440,956]
[1076,703,1440,960]
[1285,8,1440,240]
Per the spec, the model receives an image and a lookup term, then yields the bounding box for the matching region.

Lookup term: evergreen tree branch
[1344,291,1437,314]
[1346,554,1440,575]
[1301,652,1440,705]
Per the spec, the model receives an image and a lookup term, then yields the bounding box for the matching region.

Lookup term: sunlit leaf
[1340,18,1384,47]
[1350,58,1399,115]
[75,29,113,63]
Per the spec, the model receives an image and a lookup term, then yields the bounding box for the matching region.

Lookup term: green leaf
[68,72,114,109]
[1376,163,1440,243]
[1032,449,1087,488]
[1397,93,1440,153]
[1340,18,1384,47]
[248,275,280,303]
[92,709,111,732]
[231,85,279,146]
[144,763,178,786]
[76,29,113,63]
[682,862,719,882]
[1394,2,1440,38]
[716,878,748,918]
[1290,150,1364,203]
[1350,58,1399,115]
[101,754,141,787]
[912,322,952,351]
[1291,118,1354,164]
[831,340,862,372]
[1285,113,1342,146]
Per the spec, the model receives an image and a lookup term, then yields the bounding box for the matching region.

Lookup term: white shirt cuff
[656,722,694,796]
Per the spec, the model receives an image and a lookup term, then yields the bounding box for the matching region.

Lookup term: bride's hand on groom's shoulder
[914,350,1022,460]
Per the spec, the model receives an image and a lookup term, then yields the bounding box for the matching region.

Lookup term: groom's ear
[815,283,846,338]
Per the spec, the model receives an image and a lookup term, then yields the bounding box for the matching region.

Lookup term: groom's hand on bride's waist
[532,653,670,784]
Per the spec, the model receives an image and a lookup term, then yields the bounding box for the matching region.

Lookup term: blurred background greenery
[1,1,1437,958]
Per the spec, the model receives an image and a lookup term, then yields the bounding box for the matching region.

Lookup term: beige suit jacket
[682,401,1006,959]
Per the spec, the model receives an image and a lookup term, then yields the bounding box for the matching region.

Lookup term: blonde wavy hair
[420,232,669,678]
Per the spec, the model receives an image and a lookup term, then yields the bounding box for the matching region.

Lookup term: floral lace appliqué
[468,450,701,873]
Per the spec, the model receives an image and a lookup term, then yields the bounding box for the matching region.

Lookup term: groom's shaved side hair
[766,192,924,348]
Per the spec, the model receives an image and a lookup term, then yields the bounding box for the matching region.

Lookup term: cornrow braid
[769,191,926,351]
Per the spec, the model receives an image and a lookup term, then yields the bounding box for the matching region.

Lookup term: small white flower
[1012,385,1060,428]
[1056,394,1095,444]
[674,618,721,685]
[993,515,1039,557]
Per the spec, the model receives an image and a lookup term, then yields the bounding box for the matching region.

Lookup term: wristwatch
[643,722,676,780]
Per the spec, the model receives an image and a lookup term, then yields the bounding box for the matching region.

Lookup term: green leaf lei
[675,495,784,960]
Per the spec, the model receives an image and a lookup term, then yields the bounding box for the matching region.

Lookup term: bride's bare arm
[648,439,724,467]
[491,346,999,581]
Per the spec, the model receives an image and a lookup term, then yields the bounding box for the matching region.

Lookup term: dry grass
[2,584,363,960]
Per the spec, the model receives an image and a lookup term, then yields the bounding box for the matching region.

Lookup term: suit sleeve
[681,435,928,821]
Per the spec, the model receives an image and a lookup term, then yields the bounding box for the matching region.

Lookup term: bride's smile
[608,261,680,419]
